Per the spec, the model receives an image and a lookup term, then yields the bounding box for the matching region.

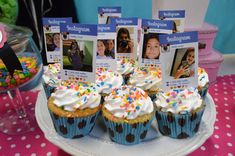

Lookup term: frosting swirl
[43,63,61,87]
[198,67,209,87]
[104,85,154,119]
[155,88,203,114]
[128,67,161,91]
[96,69,123,94]
[117,58,137,75]
[51,83,101,111]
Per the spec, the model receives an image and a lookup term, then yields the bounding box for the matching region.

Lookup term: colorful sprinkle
[0,56,38,90]
[136,106,140,110]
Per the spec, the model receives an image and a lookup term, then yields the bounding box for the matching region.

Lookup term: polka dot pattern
[0,75,234,155]
[0,91,69,156]
[190,75,235,156]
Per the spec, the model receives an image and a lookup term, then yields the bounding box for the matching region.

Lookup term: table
[0,74,235,156]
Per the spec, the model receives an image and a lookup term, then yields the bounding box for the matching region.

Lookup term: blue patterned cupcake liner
[42,79,56,99]
[155,107,205,139]
[103,116,154,145]
[198,83,209,100]
[49,110,100,139]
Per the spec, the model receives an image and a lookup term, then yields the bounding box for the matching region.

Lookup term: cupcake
[155,88,205,139]
[117,58,137,83]
[128,67,161,100]
[48,82,101,138]
[198,67,209,99]
[96,69,123,101]
[102,85,154,145]
[42,63,61,98]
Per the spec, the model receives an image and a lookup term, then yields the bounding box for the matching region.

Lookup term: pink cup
[199,50,224,84]
[186,23,218,56]
[197,23,218,56]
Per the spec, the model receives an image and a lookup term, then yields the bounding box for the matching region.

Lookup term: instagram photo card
[98,7,121,24]
[139,19,173,68]
[112,17,138,60]
[60,23,97,83]
[159,10,185,33]
[42,17,72,63]
[97,24,117,71]
[159,31,198,91]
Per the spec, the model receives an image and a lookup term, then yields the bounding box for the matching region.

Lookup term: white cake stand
[35,84,216,156]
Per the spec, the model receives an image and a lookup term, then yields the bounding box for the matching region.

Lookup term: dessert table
[0,74,235,156]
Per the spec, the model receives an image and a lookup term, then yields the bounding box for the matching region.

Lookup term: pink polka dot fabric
[0,91,69,156]
[190,75,235,156]
[0,74,235,156]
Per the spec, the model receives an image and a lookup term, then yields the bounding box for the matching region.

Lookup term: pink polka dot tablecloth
[190,75,235,156]
[0,74,235,156]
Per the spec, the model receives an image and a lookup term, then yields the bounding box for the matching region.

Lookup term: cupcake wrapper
[198,84,209,100]
[42,80,56,99]
[103,116,154,145]
[156,108,205,139]
[49,110,100,139]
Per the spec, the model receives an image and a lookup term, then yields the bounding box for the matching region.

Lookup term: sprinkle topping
[104,85,153,119]
[155,88,203,114]
[52,82,100,111]
[96,69,123,94]
[129,67,162,91]
[116,58,137,75]
[198,67,209,87]
[0,56,38,89]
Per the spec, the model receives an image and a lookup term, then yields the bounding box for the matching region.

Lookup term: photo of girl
[45,34,54,51]
[52,33,60,51]
[142,33,160,59]
[106,39,114,52]
[97,40,113,59]
[67,40,84,71]
[117,27,134,53]
[45,33,61,52]
[173,48,195,79]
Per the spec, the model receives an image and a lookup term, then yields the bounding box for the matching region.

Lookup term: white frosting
[128,67,162,91]
[117,58,136,75]
[43,63,61,87]
[198,68,209,87]
[155,88,203,114]
[104,86,154,119]
[96,70,123,94]
[51,84,101,111]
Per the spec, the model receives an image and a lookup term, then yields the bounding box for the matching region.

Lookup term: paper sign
[159,10,185,32]
[42,17,72,63]
[60,23,97,83]
[112,18,138,60]
[96,24,117,70]
[98,7,121,24]
[138,19,173,68]
[159,31,198,91]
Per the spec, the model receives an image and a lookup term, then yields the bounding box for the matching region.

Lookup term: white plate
[35,85,216,156]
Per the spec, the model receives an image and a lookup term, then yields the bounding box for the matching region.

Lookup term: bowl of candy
[0,23,43,135]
